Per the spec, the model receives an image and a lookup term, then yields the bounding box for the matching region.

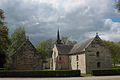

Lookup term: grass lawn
[81,73,92,77]
[112,65,120,69]
[41,69,51,71]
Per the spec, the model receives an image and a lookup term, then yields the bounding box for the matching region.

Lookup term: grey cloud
[0,0,120,45]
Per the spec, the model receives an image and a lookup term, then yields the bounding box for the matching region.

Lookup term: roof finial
[95,32,100,38]
[26,36,29,40]
[96,32,98,36]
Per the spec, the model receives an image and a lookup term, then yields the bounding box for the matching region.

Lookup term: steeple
[57,29,60,41]
[56,28,62,44]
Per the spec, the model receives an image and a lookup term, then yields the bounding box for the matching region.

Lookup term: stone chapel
[51,30,112,73]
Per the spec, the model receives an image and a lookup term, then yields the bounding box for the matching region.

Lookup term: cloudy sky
[0,0,120,45]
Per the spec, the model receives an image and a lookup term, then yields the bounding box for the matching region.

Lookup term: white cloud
[100,19,120,41]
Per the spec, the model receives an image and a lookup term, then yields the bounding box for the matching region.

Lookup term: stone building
[11,38,43,70]
[51,30,112,73]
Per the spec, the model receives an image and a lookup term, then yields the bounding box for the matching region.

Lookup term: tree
[9,27,26,55]
[103,40,120,66]
[36,41,48,59]
[7,27,26,67]
[0,9,5,25]
[61,37,77,45]
[117,0,120,11]
[36,37,77,59]
[0,9,10,68]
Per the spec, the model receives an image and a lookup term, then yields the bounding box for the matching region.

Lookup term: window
[96,51,100,57]
[76,55,79,61]
[59,57,61,60]
[97,62,101,68]
[77,62,79,70]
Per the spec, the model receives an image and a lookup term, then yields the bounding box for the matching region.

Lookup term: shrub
[92,69,120,76]
[0,70,80,77]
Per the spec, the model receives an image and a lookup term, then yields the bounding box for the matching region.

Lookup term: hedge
[92,69,120,76]
[0,70,80,77]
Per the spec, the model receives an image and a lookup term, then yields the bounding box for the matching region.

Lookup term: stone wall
[12,40,43,70]
[70,53,86,73]
[85,41,112,73]
[57,55,69,69]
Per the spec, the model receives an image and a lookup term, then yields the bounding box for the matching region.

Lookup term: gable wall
[12,40,42,70]
[85,40,112,73]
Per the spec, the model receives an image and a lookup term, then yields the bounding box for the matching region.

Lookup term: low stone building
[11,39,43,70]
[51,30,112,73]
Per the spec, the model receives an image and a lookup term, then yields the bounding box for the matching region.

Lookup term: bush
[0,70,80,77]
[92,69,120,76]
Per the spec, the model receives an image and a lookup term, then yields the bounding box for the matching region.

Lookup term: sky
[0,0,120,45]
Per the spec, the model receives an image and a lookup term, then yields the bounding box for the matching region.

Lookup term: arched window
[96,51,100,57]
[97,62,101,68]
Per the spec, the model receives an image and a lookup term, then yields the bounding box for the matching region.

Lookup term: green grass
[112,65,120,69]
[81,73,92,77]
[112,67,120,69]
[41,69,51,71]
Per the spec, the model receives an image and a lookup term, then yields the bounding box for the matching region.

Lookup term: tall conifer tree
[0,9,10,68]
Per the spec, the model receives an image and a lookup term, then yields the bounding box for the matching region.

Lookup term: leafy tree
[61,37,77,45]
[36,39,55,64]
[36,37,77,59]
[103,40,120,66]
[0,9,10,68]
[9,27,26,55]
[117,0,120,11]
[0,9,5,25]
[7,27,26,67]
[36,41,48,59]
[46,38,55,51]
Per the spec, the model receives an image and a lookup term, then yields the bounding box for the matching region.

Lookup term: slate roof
[70,38,94,54]
[56,44,73,55]
[56,35,101,55]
